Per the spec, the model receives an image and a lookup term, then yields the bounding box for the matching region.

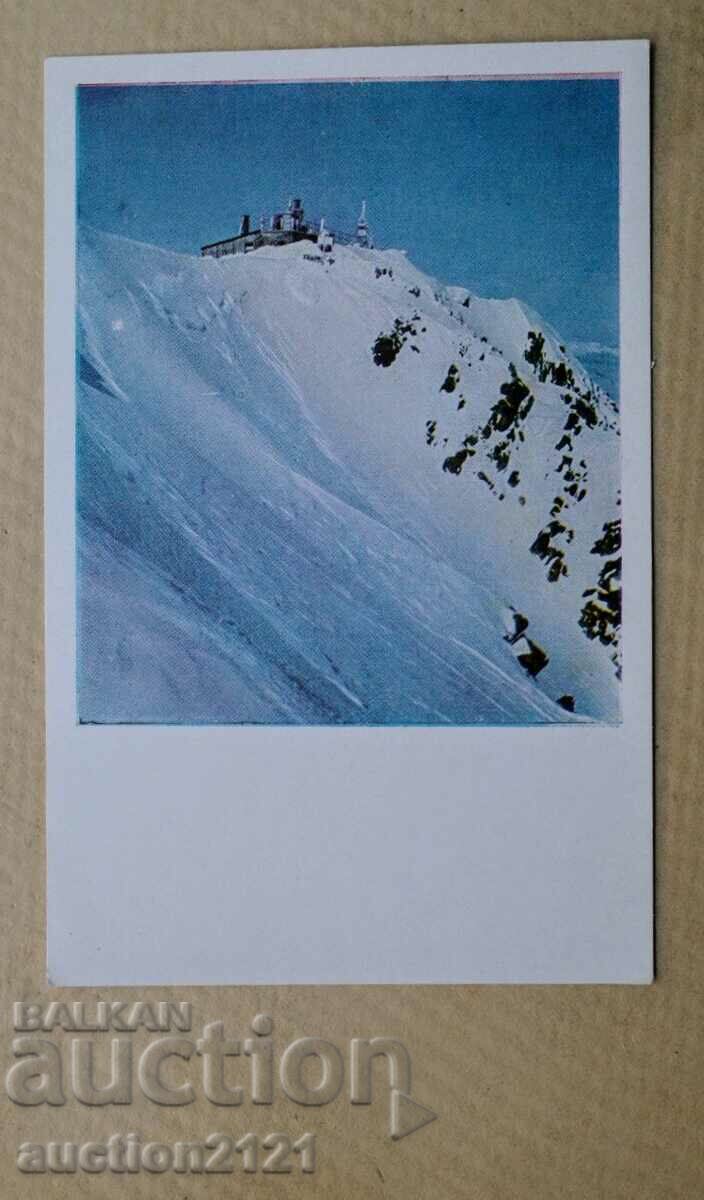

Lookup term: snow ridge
[76,226,621,724]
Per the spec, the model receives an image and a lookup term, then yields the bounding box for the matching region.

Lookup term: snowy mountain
[76,226,621,725]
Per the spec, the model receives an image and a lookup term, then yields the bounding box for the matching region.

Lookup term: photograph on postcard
[76,76,622,727]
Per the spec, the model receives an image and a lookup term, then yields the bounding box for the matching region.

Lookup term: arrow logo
[390,1089,438,1140]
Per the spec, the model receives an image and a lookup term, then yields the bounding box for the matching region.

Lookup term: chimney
[239,214,250,236]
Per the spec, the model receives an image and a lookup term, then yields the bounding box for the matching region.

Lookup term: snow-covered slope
[76,226,621,724]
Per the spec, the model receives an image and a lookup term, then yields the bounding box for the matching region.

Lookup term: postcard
[44,40,651,983]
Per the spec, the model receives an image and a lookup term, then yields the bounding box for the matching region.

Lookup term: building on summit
[201,198,371,259]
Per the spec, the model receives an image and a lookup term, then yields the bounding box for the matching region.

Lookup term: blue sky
[77,77,619,349]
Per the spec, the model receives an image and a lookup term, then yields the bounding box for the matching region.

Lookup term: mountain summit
[76,227,621,724]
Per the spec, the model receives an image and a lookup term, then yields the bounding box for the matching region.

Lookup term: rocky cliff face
[76,227,620,724]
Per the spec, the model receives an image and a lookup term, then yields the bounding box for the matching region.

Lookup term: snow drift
[76,227,621,724]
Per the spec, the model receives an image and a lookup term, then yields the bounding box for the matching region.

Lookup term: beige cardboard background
[0,2,700,1196]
